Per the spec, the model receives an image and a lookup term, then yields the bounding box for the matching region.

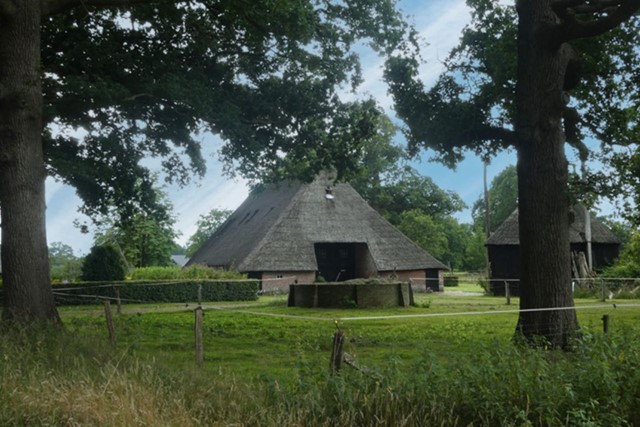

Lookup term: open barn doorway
[314,243,374,282]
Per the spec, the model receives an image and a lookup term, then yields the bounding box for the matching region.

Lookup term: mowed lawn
[58,288,640,382]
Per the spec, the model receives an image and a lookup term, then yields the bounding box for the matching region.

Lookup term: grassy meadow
[2,284,640,426]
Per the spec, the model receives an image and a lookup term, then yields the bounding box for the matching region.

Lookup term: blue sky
[43,0,529,255]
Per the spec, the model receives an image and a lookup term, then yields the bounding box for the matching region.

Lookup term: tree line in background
[50,156,636,283]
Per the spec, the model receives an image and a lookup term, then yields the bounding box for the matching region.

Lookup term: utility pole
[581,162,593,272]
[484,161,491,279]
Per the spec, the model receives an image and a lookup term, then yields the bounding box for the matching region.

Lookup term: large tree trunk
[514,0,577,348]
[0,1,60,323]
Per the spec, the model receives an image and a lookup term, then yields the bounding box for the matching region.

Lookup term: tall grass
[1,323,639,426]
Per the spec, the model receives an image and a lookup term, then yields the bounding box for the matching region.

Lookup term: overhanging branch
[466,126,518,149]
[41,0,162,16]
[552,0,640,42]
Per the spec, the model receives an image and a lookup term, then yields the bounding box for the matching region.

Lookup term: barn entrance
[315,243,355,282]
[314,243,374,282]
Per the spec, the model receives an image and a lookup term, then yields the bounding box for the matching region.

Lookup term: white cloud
[339,0,470,113]
[416,2,470,86]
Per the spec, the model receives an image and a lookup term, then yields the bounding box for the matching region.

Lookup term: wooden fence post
[195,307,204,369]
[197,283,203,306]
[329,330,345,374]
[602,314,610,334]
[103,300,116,346]
[504,281,511,305]
[113,285,122,315]
[601,278,606,302]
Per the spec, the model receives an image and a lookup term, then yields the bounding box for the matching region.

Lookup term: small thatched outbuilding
[187,174,448,291]
[486,204,621,295]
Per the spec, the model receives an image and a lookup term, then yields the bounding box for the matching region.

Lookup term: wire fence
[55,279,640,376]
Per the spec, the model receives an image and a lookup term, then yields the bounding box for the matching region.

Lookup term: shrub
[81,245,126,281]
[477,278,490,294]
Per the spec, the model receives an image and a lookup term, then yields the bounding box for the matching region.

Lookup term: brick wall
[260,271,316,291]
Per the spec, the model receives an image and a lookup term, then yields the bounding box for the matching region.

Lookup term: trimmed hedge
[51,279,258,306]
[129,265,246,281]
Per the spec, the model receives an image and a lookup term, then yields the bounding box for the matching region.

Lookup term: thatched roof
[486,204,622,246]
[188,174,447,272]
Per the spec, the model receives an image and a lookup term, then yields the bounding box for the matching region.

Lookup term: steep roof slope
[187,181,303,269]
[188,175,447,272]
[486,205,622,246]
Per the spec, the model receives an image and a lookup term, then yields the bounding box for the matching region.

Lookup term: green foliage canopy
[94,189,179,268]
[48,242,83,281]
[0,0,416,322]
[603,229,640,278]
[472,165,518,233]
[185,208,233,257]
[384,0,640,220]
[346,115,466,224]
[42,0,416,222]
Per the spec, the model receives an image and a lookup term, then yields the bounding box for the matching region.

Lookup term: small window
[276,274,284,279]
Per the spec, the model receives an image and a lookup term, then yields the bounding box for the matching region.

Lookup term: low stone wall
[288,282,412,308]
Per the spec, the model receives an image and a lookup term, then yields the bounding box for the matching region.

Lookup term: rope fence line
[52,286,639,323]
[77,289,638,372]
[52,291,149,305]
[204,303,633,322]
[54,288,636,330]
[54,291,633,324]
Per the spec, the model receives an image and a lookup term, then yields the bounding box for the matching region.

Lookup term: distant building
[187,174,447,291]
[486,204,621,295]
[171,254,189,267]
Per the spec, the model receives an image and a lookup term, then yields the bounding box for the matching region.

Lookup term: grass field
[57,291,638,381]
[2,290,640,426]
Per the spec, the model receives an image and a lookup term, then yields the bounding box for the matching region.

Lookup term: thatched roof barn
[486,205,621,295]
[187,174,448,291]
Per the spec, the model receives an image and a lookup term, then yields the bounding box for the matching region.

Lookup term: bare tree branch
[41,0,166,17]
[552,0,640,43]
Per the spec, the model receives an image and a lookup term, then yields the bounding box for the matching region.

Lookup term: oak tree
[385,0,640,347]
[0,0,413,322]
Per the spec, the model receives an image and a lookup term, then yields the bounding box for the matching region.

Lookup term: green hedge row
[51,280,258,306]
